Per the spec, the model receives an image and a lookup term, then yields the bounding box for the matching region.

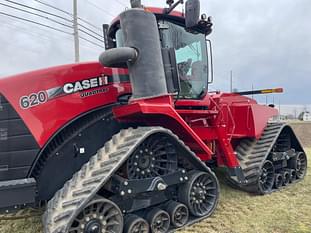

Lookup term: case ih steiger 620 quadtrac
[0,0,307,232]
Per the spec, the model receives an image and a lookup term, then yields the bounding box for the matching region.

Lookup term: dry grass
[0,150,310,233]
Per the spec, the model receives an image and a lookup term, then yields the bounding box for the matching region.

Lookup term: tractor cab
[105,0,213,100]
[159,19,210,99]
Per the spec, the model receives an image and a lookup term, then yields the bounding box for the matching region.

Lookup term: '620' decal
[20,91,47,109]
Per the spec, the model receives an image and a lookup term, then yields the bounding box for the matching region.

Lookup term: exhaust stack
[99,9,168,99]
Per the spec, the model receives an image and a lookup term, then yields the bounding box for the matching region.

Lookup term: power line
[0,2,73,29]
[3,0,72,23]
[1,18,60,41]
[78,28,104,43]
[0,11,72,35]
[0,11,104,48]
[33,0,72,16]
[79,36,104,49]
[78,23,103,38]
[33,0,102,31]
[1,21,74,61]
[0,12,104,49]
[0,1,106,59]
[114,0,128,8]
[0,1,105,44]
[78,17,101,31]
[84,0,115,18]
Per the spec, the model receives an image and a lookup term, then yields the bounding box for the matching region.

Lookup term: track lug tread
[245,158,263,165]
[100,157,120,168]
[82,175,105,186]
[53,210,74,223]
[44,126,217,233]
[62,198,83,208]
[91,166,113,177]
[72,186,94,197]
[229,122,306,194]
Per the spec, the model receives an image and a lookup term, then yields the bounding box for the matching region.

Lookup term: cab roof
[109,7,185,34]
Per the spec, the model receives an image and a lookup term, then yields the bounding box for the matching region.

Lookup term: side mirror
[185,0,200,28]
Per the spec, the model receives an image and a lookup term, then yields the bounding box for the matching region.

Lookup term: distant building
[298,111,311,121]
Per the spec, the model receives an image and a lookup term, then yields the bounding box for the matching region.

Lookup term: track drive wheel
[146,208,170,233]
[126,134,178,179]
[124,215,149,233]
[179,170,219,217]
[165,201,189,228]
[69,197,123,233]
[258,160,275,194]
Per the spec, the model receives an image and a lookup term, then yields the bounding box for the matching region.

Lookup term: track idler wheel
[124,214,149,233]
[258,160,275,194]
[146,208,170,233]
[274,173,283,189]
[289,152,307,179]
[179,170,218,217]
[296,152,307,179]
[165,201,189,228]
[69,197,123,233]
[281,171,290,186]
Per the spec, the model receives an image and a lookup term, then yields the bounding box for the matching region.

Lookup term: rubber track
[230,122,304,193]
[43,127,217,233]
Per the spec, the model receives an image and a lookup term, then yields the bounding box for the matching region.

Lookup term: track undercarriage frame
[44,127,220,233]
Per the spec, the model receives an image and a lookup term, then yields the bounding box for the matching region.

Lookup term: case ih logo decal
[20,76,109,109]
[63,77,108,94]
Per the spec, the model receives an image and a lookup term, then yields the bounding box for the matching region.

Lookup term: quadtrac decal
[20,75,109,109]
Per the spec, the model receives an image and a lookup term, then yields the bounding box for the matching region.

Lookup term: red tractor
[0,0,307,232]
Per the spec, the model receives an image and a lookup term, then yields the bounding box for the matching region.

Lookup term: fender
[0,62,130,148]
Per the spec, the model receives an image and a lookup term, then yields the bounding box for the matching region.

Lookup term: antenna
[130,0,142,8]
[166,0,175,7]
[165,0,184,14]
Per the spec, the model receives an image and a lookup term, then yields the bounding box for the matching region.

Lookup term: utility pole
[251,84,254,99]
[294,108,297,119]
[73,0,80,62]
[230,70,233,92]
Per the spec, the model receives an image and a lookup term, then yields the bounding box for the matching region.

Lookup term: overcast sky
[0,0,310,106]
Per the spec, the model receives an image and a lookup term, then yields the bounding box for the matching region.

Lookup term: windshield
[115,20,208,99]
[160,21,208,99]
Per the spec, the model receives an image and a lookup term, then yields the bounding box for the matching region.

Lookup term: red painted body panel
[0,62,130,147]
[0,5,279,170]
[0,60,279,169]
[213,93,278,139]
[110,7,184,26]
[113,95,213,160]
[113,91,278,168]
